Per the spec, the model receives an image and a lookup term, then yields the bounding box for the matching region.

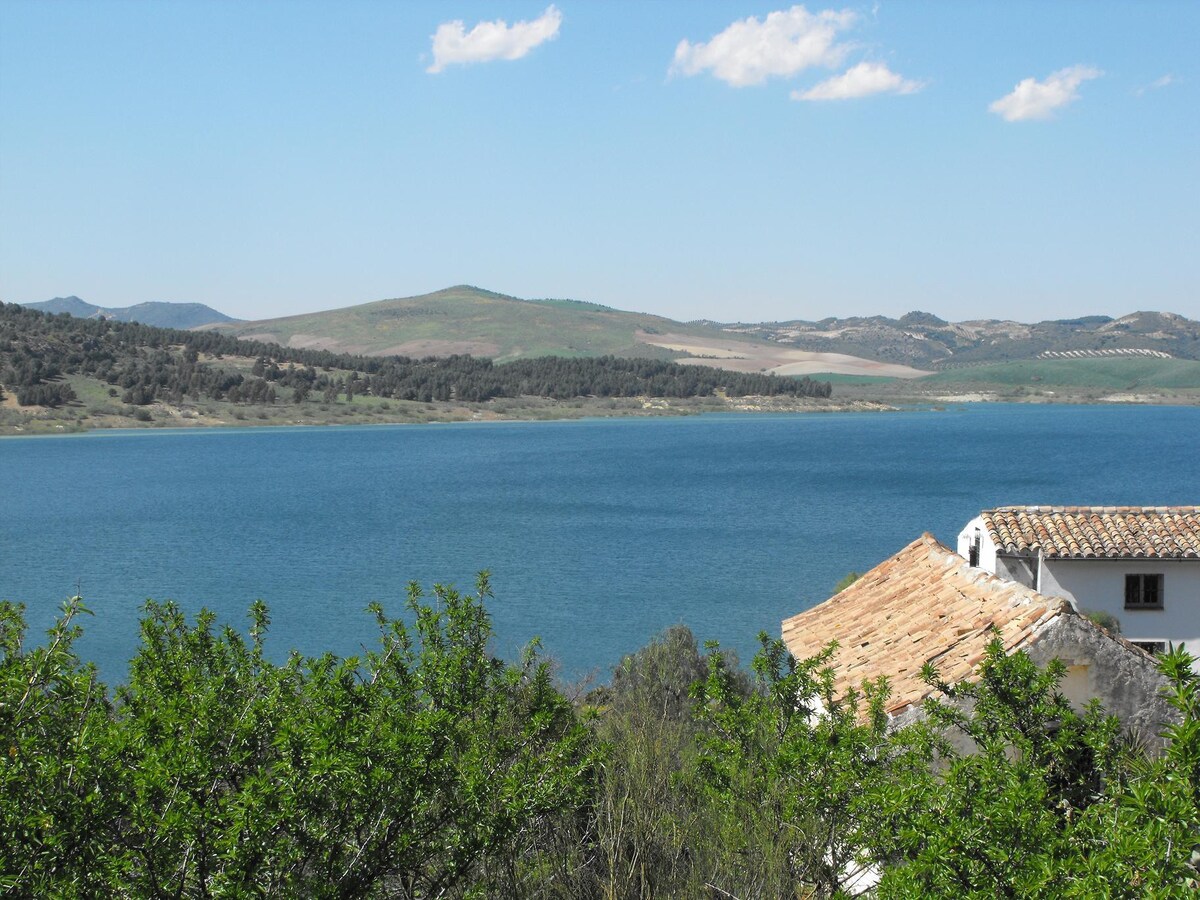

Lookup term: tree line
[0,303,831,407]
[2,584,1197,897]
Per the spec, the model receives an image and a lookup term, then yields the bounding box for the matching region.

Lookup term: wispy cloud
[427,5,561,74]
[793,61,923,101]
[989,65,1102,121]
[670,6,856,88]
[1135,74,1176,96]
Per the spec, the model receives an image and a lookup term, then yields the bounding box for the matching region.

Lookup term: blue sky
[1,2,1196,323]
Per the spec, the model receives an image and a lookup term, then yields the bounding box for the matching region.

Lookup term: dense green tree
[1058,646,1200,896]
[0,579,596,897]
[0,598,127,893]
[16,381,76,407]
[576,626,748,898]
[688,635,922,899]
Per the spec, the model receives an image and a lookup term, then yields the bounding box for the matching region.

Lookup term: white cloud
[671,5,857,88]
[427,5,561,74]
[1135,74,1176,96]
[792,61,923,101]
[988,65,1102,121]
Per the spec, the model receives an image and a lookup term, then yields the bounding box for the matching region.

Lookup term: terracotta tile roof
[982,506,1200,559]
[781,533,1069,717]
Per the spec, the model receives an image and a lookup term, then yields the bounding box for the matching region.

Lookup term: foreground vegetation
[3,585,1197,897]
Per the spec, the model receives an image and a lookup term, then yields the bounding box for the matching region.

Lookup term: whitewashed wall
[1038,558,1200,661]
[957,518,1038,587]
[957,517,1200,670]
[957,516,995,569]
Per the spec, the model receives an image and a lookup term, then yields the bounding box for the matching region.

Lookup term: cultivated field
[635,331,932,379]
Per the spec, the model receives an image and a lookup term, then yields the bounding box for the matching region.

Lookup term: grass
[923,357,1200,390]
[208,285,759,362]
[805,373,898,385]
[66,374,123,404]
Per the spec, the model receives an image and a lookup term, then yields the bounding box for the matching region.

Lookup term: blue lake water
[2,404,1198,684]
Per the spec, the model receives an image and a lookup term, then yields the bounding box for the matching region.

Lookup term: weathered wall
[1024,612,1177,748]
[887,611,1177,754]
[996,554,1037,589]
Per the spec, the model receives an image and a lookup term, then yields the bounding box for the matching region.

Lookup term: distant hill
[0,302,832,422]
[20,296,237,329]
[204,285,716,361]
[719,310,1200,367]
[201,285,931,378]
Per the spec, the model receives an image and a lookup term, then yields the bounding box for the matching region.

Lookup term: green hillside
[923,357,1200,390]
[807,373,899,385]
[207,285,751,362]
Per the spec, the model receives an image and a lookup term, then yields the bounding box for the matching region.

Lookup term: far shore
[0,393,898,438]
[4,383,1197,439]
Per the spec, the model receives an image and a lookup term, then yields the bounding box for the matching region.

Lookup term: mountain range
[21,288,1200,375]
[718,310,1200,368]
[19,296,237,330]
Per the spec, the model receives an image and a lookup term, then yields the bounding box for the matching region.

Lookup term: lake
[2,404,1198,684]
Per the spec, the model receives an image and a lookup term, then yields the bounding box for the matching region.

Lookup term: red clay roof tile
[982,506,1200,559]
[781,533,1070,717]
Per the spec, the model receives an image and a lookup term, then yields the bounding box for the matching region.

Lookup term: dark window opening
[1124,574,1164,610]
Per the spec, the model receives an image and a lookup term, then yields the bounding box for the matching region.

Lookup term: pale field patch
[636,331,932,379]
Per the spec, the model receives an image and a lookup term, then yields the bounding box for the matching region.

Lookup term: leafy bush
[0,580,596,897]
[868,639,1199,898]
[3,597,1197,897]
[1083,608,1121,634]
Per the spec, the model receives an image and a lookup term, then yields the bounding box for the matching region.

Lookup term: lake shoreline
[0,393,896,437]
[4,384,1198,438]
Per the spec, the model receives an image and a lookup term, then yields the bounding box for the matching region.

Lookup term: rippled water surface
[3,404,1198,682]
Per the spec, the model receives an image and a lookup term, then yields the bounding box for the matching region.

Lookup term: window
[1130,640,1167,656]
[1124,574,1164,610]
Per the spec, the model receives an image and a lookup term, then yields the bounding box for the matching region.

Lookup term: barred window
[1124,574,1164,610]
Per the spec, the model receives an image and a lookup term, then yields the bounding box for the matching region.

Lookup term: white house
[957,506,1200,668]
[781,532,1180,894]
[782,532,1176,741]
